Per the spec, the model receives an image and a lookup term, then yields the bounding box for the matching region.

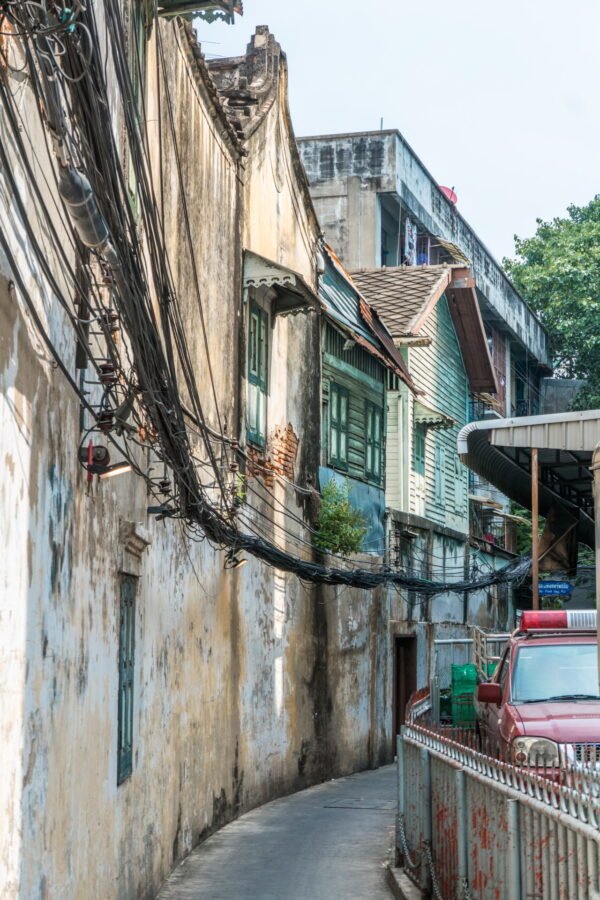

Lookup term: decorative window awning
[244,251,320,318]
[414,398,456,430]
[157,1,242,23]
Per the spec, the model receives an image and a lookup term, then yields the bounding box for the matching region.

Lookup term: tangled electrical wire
[0,0,534,592]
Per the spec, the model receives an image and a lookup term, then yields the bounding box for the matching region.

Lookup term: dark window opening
[247,300,268,446]
[117,574,136,785]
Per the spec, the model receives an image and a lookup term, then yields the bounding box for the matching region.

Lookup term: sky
[201,0,600,263]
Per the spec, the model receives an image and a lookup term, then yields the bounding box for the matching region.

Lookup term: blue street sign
[537,581,574,596]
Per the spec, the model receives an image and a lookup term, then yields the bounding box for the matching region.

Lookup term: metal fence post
[455,768,469,898]
[397,730,405,817]
[421,746,432,894]
[506,798,522,899]
[396,731,404,865]
[432,675,440,725]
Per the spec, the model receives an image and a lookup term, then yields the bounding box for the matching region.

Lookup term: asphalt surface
[157,764,396,900]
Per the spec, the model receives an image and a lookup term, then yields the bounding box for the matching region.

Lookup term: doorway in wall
[392,635,417,749]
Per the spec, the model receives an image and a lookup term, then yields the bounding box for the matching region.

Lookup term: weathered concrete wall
[0,17,395,900]
[298,132,549,366]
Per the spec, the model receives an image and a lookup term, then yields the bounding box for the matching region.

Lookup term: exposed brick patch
[246,444,274,488]
[246,423,299,488]
[270,423,299,481]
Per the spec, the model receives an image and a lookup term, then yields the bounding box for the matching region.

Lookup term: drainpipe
[592,444,600,695]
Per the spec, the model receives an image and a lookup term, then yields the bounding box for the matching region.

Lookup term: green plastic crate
[451,691,477,726]
[451,663,477,692]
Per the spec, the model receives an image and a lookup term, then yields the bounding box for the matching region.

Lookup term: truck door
[481,647,510,757]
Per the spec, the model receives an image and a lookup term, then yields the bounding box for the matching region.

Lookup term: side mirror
[477,682,502,705]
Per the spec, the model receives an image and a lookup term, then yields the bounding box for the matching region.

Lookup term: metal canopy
[244,251,320,317]
[457,409,600,548]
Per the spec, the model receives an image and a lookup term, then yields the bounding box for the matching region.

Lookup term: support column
[531,448,539,610]
[592,445,600,694]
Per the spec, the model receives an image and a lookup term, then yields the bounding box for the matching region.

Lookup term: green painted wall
[322,323,386,486]
[386,294,469,533]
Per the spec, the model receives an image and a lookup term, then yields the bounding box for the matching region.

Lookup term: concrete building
[297,130,549,387]
[298,129,551,550]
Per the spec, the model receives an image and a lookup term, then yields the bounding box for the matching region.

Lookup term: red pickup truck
[476,610,600,766]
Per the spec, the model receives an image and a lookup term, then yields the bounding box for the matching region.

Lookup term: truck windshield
[512,643,600,703]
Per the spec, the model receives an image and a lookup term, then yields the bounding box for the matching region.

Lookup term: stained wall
[0,16,395,900]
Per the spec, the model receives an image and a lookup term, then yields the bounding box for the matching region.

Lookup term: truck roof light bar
[520,610,597,632]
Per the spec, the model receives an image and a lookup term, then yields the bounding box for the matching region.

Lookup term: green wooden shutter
[365,401,383,483]
[339,388,348,464]
[435,445,446,505]
[454,455,463,513]
[329,383,348,469]
[414,425,426,476]
[247,301,268,446]
[373,406,382,480]
[117,575,136,785]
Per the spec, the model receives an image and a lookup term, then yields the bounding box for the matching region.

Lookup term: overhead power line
[0,0,533,594]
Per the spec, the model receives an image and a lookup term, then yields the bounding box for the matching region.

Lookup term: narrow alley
[158,766,396,900]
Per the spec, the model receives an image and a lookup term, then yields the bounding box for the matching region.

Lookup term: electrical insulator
[99,363,118,385]
[98,411,114,433]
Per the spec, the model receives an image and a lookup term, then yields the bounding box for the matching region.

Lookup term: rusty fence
[397,722,600,900]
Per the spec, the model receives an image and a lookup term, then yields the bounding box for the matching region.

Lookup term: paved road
[158,765,396,900]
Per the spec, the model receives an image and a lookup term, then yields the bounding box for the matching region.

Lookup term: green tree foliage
[314,480,367,556]
[504,196,600,409]
[510,502,544,556]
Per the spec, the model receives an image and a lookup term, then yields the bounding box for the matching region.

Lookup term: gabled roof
[207,27,321,239]
[177,21,244,157]
[352,266,450,336]
[351,265,498,394]
[320,247,417,393]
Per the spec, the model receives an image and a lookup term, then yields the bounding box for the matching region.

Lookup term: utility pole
[531,448,539,610]
[592,445,600,695]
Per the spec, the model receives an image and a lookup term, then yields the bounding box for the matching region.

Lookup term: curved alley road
[157,765,396,900]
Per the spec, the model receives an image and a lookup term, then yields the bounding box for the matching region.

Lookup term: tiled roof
[352,264,498,393]
[351,266,452,336]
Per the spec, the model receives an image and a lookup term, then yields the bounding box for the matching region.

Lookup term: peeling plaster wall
[0,18,395,900]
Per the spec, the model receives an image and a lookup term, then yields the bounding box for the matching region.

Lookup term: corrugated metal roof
[320,247,417,391]
[457,410,600,548]
[320,263,379,348]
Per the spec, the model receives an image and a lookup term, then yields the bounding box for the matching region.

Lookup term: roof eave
[446,269,498,394]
